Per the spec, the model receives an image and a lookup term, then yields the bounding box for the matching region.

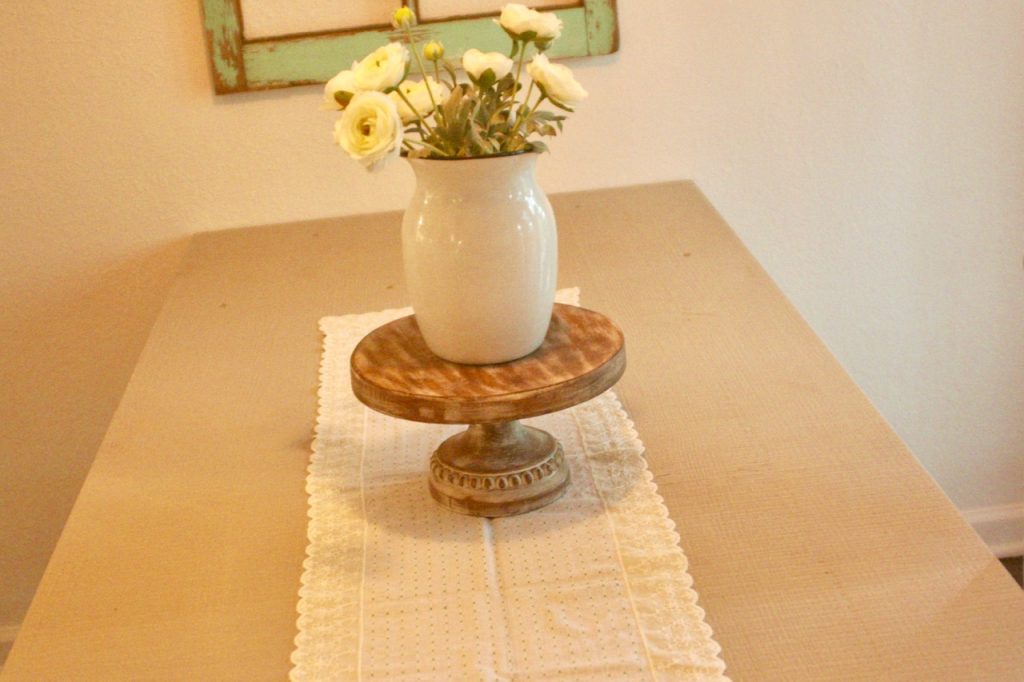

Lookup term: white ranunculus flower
[321,67,358,110]
[389,77,449,124]
[498,4,562,41]
[334,92,404,171]
[352,42,410,92]
[526,53,587,106]
[461,49,514,82]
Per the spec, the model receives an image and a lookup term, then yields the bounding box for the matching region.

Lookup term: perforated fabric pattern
[292,289,728,681]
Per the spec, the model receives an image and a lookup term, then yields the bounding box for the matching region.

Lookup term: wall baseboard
[964,503,1024,558]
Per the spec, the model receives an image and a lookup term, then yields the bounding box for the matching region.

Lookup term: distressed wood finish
[351,303,626,424]
[201,0,246,93]
[350,303,625,516]
[200,1,618,94]
[429,422,570,516]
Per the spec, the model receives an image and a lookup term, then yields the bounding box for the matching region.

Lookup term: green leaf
[548,98,575,113]
[477,69,496,90]
[495,73,516,96]
[442,60,459,88]
[442,85,463,122]
[488,107,510,129]
[531,110,564,122]
[467,121,490,155]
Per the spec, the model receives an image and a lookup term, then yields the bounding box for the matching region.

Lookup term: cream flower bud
[353,42,410,92]
[423,40,445,61]
[389,77,449,124]
[391,6,416,28]
[497,4,563,41]
[334,91,404,171]
[321,68,358,110]
[526,53,587,106]
[461,49,514,82]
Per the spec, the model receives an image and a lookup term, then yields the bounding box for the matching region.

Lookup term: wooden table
[4,182,1022,680]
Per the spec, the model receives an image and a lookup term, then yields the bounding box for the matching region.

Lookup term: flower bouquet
[323,4,587,170]
[322,5,586,364]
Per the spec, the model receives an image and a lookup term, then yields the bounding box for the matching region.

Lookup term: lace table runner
[292,289,729,681]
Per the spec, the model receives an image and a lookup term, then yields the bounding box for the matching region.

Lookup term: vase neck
[406,153,539,195]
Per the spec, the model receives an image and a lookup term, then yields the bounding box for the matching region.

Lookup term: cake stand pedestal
[351,303,626,517]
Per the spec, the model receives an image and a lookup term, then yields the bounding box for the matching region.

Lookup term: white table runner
[292,289,729,681]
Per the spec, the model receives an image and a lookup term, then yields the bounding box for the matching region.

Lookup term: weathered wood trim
[412,1,582,26]
[200,0,617,94]
[202,0,246,94]
[585,0,619,55]
[241,9,588,91]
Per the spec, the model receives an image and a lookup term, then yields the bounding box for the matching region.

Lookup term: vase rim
[401,148,537,163]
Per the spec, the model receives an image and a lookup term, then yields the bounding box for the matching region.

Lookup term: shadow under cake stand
[351,303,626,517]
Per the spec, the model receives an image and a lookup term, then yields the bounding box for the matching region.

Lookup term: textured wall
[682,2,1024,519]
[1,0,1021,645]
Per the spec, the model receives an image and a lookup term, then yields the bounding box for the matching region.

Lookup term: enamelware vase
[402,152,557,364]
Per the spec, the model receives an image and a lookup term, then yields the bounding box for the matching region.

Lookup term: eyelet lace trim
[292,289,728,681]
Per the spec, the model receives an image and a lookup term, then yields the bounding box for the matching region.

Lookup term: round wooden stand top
[351,304,626,424]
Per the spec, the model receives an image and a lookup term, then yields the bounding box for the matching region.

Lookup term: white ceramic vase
[402,152,557,364]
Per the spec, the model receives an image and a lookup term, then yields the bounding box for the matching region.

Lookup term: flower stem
[505,82,540,150]
[404,138,448,157]
[521,79,536,112]
[511,43,528,111]
[503,45,532,150]
[395,87,439,138]
[404,26,439,115]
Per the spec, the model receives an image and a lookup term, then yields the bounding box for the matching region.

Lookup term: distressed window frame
[202,0,618,94]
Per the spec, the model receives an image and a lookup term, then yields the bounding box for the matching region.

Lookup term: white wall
[2,0,1021,644]
[680,2,1024,521]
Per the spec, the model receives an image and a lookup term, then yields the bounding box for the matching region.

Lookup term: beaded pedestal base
[350,304,625,517]
[429,421,569,517]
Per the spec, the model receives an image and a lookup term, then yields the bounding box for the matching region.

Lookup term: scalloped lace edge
[571,392,730,681]
[291,289,729,681]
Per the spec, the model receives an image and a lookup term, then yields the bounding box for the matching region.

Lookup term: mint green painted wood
[244,10,589,88]
[202,0,245,93]
[245,30,395,87]
[585,0,619,55]
[202,1,617,94]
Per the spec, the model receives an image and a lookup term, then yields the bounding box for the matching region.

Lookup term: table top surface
[351,303,626,424]
[4,181,1022,680]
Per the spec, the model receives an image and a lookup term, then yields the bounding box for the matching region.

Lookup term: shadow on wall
[0,238,190,640]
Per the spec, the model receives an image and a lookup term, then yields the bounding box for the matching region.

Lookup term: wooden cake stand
[351,303,626,517]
